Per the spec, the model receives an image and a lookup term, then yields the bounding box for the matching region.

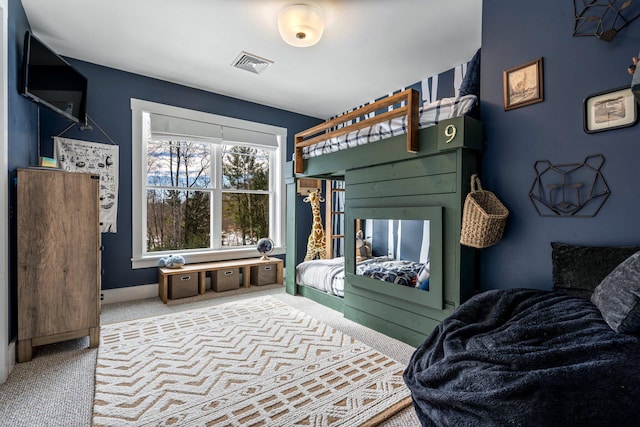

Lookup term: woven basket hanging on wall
[460,174,509,249]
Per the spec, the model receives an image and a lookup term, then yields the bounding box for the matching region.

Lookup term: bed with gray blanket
[403,243,640,426]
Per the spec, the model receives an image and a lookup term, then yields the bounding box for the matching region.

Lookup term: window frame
[131,99,286,269]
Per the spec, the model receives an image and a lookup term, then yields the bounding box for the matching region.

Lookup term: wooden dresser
[16,169,101,362]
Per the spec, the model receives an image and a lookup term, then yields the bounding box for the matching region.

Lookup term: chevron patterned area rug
[92,296,412,426]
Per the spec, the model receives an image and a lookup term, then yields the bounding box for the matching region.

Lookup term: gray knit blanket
[403,289,640,426]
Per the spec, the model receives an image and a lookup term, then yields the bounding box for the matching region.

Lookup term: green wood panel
[286,117,483,346]
[343,297,443,347]
[458,149,481,304]
[285,178,298,296]
[347,153,457,185]
[346,279,455,320]
[345,152,464,307]
[343,307,427,347]
[347,173,456,200]
[436,116,484,152]
[348,193,456,209]
[296,285,344,312]
[285,161,295,182]
[297,116,481,179]
[346,206,443,309]
[345,291,449,331]
[300,126,439,177]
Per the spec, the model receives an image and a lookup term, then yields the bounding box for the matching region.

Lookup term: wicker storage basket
[460,174,509,248]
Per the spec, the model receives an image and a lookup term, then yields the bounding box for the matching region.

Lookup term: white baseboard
[1,340,15,384]
[102,284,158,305]
[102,266,288,305]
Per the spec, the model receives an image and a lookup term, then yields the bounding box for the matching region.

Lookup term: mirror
[355,219,430,291]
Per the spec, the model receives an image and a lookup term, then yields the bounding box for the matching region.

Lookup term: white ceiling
[21,0,482,119]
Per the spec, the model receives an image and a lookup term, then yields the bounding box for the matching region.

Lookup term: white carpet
[93,295,412,426]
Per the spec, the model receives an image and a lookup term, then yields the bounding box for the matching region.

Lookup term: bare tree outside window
[146,140,211,252]
[146,141,270,252]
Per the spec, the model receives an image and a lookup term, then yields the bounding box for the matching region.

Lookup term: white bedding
[296,257,347,297]
[302,94,477,159]
[296,256,401,297]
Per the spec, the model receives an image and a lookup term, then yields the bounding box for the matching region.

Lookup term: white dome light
[277,3,324,48]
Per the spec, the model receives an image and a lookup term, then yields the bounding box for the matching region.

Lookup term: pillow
[591,251,640,334]
[458,48,481,97]
[551,242,640,299]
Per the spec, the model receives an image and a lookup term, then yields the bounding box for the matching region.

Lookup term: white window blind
[150,113,222,142]
[149,114,278,150]
[222,126,278,149]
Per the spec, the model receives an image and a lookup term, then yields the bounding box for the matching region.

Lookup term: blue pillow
[591,251,640,334]
[458,48,480,97]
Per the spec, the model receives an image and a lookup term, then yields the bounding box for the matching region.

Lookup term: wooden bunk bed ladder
[294,88,419,174]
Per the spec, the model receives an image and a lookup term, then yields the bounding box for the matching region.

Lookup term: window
[131,99,286,268]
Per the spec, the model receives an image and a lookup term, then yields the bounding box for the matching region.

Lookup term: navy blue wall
[480,0,640,291]
[8,1,321,294]
[7,0,36,171]
[11,0,640,301]
[35,60,321,290]
[7,0,37,341]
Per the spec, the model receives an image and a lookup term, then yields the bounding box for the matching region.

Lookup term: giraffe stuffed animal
[303,189,327,261]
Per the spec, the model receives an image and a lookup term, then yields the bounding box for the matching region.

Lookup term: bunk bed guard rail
[294,88,420,174]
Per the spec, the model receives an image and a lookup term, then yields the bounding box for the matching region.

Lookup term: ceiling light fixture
[277,3,324,47]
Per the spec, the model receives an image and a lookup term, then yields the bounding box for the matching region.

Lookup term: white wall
[0,0,14,384]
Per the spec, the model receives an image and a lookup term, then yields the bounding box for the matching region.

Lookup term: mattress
[296,257,348,297]
[296,256,426,297]
[302,94,477,159]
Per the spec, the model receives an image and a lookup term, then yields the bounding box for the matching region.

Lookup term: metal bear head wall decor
[573,0,640,42]
[529,154,610,217]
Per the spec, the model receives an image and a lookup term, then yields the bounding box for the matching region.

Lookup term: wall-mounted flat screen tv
[20,31,87,123]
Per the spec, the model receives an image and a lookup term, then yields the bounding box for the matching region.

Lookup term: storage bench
[158,257,283,303]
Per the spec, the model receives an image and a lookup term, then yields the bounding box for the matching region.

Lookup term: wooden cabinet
[16,169,101,362]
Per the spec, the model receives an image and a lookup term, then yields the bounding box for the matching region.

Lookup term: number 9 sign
[444,124,457,143]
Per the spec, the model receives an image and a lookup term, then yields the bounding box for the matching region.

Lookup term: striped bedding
[302,94,477,159]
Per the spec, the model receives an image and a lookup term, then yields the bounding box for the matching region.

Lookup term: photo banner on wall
[54,137,119,233]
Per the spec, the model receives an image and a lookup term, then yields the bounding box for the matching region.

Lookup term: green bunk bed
[286,54,483,346]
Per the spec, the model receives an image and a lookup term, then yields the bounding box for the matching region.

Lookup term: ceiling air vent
[231,51,273,75]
